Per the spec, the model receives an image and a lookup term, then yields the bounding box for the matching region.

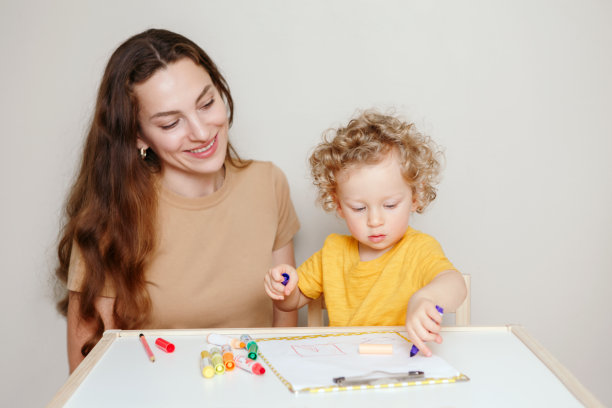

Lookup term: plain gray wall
[1,0,610,406]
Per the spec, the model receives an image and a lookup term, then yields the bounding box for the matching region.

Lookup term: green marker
[240,334,258,360]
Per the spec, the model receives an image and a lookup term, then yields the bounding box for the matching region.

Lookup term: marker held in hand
[410,305,444,357]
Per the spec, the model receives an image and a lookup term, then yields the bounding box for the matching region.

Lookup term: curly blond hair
[309,109,443,213]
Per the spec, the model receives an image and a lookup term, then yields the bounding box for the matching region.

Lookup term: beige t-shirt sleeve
[66,243,116,297]
[270,164,300,251]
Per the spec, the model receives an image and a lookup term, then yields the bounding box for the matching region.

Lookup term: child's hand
[404,296,443,357]
[264,264,299,301]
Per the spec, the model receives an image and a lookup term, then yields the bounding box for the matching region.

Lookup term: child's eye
[384,203,398,209]
[351,206,366,212]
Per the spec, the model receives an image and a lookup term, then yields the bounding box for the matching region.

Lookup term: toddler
[264,110,467,356]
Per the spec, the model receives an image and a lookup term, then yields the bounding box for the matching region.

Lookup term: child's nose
[367,209,384,227]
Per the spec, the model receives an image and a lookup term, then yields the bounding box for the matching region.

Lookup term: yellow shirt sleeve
[297,248,324,300]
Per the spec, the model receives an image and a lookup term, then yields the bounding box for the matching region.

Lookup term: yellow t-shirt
[297,228,456,326]
[67,161,300,328]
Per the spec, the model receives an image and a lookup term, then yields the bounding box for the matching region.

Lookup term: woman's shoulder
[229,160,291,193]
[229,160,286,179]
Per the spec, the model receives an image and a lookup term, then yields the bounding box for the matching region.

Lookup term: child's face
[335,151,418,261]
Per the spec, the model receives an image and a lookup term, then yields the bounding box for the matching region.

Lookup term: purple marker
[410,305,444,357]
[281,273,290,286]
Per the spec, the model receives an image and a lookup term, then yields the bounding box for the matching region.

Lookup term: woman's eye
[160,121,178,130]
[199,98,215,110]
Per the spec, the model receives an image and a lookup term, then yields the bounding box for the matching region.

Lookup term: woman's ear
[136,136,149,151]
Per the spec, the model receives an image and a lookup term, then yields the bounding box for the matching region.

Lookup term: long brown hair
[55,29,245,357]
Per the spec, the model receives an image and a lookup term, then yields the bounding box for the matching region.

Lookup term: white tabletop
[48,326,600,408]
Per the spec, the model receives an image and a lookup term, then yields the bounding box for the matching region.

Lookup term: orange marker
[221,344,235,370]
[207,333,245,349]
[139,333,155,362]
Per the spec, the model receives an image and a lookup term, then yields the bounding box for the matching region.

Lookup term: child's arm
[264,264,312,312]
[270,241,298,327]
[404,269,467,357]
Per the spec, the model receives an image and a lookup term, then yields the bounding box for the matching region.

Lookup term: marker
[210,347,226,374]
[139,333,155,362]
[200,351,215,378]
[240,334,258,360]
[410,305,444,357]
[207,333,246,349]
[155,337,175,353]
[281,272,290,286]
[234,354,266,375]
[221,344,235,371]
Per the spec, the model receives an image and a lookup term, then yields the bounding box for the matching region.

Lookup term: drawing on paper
[291,343,345,357]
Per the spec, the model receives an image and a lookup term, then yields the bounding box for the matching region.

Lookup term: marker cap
[155,338,175,353]
[200,351,215,378]
[251,362,266,375]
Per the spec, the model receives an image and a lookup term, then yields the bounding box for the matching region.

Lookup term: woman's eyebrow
[195,84,213,104]
[149,85,213,120]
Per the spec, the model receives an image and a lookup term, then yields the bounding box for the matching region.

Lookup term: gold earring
[139,147,147,160]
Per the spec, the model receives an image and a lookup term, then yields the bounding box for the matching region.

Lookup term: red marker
[155,338,175,353]
[234,354,265,375]
[139,333,155,362]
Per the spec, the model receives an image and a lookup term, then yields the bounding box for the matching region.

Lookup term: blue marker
[410,305,444,357]
[281,273,290,286]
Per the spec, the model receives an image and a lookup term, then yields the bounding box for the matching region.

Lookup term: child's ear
[335,197,346,219]
[410,191,421,212]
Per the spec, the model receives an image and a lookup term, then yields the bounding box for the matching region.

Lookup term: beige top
[67,161,300,328]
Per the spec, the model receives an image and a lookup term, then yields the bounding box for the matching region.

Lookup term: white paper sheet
[256,331,465,392]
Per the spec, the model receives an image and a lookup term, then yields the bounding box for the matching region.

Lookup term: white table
[47,326,602,407]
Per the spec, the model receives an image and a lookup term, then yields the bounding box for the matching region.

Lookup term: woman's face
[134,58,229,197]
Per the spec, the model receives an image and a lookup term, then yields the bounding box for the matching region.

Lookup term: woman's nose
[188,116,209,140]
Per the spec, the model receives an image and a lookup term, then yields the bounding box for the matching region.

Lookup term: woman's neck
[161,165,226,198]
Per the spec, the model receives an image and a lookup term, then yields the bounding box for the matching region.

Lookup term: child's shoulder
[401,227,444,251]
[322,233,355,248]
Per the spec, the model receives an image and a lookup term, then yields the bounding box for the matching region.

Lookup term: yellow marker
[210,347,225,375]
[200,351,215,378]
[221,344,235,371]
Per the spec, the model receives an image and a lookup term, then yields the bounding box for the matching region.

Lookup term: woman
[55,29,300,372]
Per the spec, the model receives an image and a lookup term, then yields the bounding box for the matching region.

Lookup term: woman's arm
[270,241,298,327]
[67,291,117,373]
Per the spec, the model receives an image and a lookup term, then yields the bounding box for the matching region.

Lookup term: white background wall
[1,1,610,406]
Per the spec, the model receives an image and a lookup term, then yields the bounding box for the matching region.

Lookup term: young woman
[55,29,300,372]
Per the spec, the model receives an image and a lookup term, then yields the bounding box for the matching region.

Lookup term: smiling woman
[54,29,300,373]
[134,60,229,197]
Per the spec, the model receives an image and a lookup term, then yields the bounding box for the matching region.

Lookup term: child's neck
[358,242,397,262]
